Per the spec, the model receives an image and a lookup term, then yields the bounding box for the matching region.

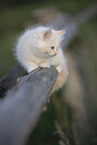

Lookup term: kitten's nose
[54,51,57,55]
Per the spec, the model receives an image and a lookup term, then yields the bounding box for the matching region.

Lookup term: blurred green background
[0,0,96,78]
[0,0,97,145]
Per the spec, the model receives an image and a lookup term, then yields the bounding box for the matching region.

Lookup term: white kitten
[15,26,68,91]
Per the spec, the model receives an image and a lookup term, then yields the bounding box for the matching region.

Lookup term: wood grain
[0,67,57,145]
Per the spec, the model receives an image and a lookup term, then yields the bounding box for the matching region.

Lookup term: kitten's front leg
[28,64,38,73]
[39,62,50,68]
[24,61,38,73]
[56,66,63,73]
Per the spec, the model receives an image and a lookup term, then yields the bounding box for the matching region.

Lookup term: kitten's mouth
[44,52,57,58]
[49,54,57,57]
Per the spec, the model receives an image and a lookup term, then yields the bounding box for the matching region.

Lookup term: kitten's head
[37,27,65,57]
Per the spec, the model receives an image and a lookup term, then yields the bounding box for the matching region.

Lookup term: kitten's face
[38,28,65,57]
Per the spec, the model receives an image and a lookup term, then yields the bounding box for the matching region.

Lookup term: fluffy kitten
[15,26,68,92]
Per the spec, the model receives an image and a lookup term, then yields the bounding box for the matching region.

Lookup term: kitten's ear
[43,29,52,40]
[57,29,66,36]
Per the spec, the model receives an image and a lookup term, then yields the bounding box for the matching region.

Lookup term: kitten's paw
[39,63,50,68]
[56,66,62,73]
[27,65,38,73]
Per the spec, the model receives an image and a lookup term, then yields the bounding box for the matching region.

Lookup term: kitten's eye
[51,46,54,50]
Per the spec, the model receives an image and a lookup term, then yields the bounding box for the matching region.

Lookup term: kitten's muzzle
[52,53,57,57]
[53,52,57,55]
[53,49,57,55]
[49,53,57,57]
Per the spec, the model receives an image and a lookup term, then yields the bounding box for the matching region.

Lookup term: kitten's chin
[48,54,57,57]
[43,53,56,58]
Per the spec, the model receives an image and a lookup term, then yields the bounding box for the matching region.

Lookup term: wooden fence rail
[0,67,57,145]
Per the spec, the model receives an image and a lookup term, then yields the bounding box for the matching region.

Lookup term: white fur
[15,26,68,75]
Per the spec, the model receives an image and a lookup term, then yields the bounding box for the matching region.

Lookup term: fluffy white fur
[15,26,68,91]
